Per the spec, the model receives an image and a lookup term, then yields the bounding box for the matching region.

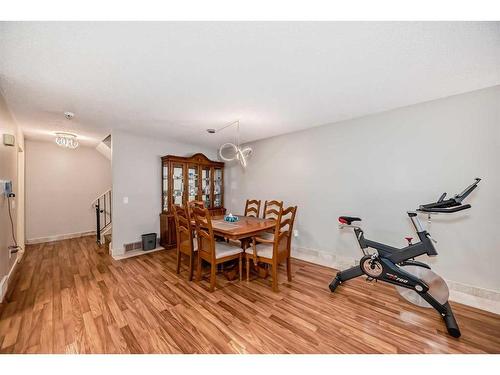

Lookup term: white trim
[291,246,500,315]
[100,225,112,244]
[91,188,112,207]
[111,246,166,260]
[0,253,19,303]
[291,246,358,270]
[447,279,500,301]
[26,230,96,244]
[0,278,7,302]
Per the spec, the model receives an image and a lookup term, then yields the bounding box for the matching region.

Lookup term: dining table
[209,215,276,242]
[193,214,276,280]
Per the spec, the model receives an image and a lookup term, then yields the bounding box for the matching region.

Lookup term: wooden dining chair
[192,206,244,292]
[172,204,197,281]
[226,199,262,248]
[190,200,205,208]
[263,200,283,220]
[258,200,284,240]
[188,200,205,215]
[246,205,298,292]
[244,199,261,218]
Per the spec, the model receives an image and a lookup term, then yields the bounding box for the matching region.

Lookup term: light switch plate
[123,197,129,204]
[3,134,15,146]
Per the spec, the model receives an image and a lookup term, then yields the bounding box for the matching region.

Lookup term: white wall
[111,130,216,255]
[0,92,23,287]
[16,127,25,254]
[225,85,500,293]
[25,140,111,241]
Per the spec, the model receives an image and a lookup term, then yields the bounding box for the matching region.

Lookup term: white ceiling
[1,22,499,147]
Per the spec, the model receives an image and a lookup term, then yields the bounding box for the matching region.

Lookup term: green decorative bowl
[224,215,239,223]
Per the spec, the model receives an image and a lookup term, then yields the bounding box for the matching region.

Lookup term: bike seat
[338,216,362,225]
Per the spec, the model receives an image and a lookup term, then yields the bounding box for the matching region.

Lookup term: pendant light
[54,111,79,149]
[207,120,252,168]
[55,132,79,149]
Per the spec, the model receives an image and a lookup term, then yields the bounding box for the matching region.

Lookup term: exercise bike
[329,178,481,338]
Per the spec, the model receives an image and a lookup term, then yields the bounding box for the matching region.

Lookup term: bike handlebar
[418,204,471,214]
[455,178,481,203]
[418,178,480,214]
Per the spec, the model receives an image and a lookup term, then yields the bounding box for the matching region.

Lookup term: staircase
[93,135,112,248]
[96,134,111,160]
[92,189,112,246]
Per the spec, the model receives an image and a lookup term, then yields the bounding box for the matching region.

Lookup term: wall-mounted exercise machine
[329,178,481,338]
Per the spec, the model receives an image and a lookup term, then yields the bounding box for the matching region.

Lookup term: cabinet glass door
[172,163,185,206]
[162,164,168,211]
[187,165,199,202]
[214,167,223,208]
[201,167,211,208]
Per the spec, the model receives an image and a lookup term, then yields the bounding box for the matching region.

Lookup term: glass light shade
[55,132,79,149]
[214,120,252,169]
[219,142,252,168]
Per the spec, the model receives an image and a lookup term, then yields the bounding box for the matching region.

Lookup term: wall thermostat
[3,134,15,146]
[0,180,13,196]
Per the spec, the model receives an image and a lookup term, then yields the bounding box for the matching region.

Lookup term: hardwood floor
[1,235,499,354]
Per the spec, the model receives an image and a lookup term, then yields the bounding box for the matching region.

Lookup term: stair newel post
[103,193,107,227]
[96,199,101,244]
[109,190,112,223]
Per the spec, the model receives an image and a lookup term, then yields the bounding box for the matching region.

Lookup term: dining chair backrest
[190,200,205,209]
[244,199,261,218]
[188,200,204,215]
[263,200,283,220]
[279,206,297,255]
[270,205,297,258]
[172,204,195,254]
[191,206,215,261]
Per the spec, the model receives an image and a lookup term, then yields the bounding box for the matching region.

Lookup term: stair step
[104,234,112,246]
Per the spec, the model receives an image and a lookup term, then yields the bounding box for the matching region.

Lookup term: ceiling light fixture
[64,111,75,120]
[207,120,252,168]
[55,132,79,149]
[54,111,79,149]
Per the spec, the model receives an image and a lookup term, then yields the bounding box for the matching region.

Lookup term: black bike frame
[352,212,437,263]
[329,179,481,338]
[330,211,461,337]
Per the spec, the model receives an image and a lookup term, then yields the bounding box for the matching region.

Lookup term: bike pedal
[365,276,374,282]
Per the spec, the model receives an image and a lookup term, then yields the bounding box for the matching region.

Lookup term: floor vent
[124,241,142,252]
[124,238,161,252]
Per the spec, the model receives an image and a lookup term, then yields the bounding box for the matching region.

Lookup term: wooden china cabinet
[160,153,226,249]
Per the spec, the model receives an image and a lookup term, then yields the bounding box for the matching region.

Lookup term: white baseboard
[0,277,7,303]
[0,253,19,303]
[26,230,96,245]
[112,246,166,260]
[292,247,500,315]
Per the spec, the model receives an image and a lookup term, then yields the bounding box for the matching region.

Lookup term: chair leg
[196,253,202,282]
[188,253,194,281]
[210,263,216,292]
[272,264,279,292]
[176,249,181,274]
[286,257,292,282]
[246,256,250,281]
[239,255,243,281]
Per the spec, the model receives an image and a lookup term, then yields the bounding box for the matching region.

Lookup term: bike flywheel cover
[395,265,449,308]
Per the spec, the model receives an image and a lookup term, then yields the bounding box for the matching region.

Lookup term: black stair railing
[93,189,112,244]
